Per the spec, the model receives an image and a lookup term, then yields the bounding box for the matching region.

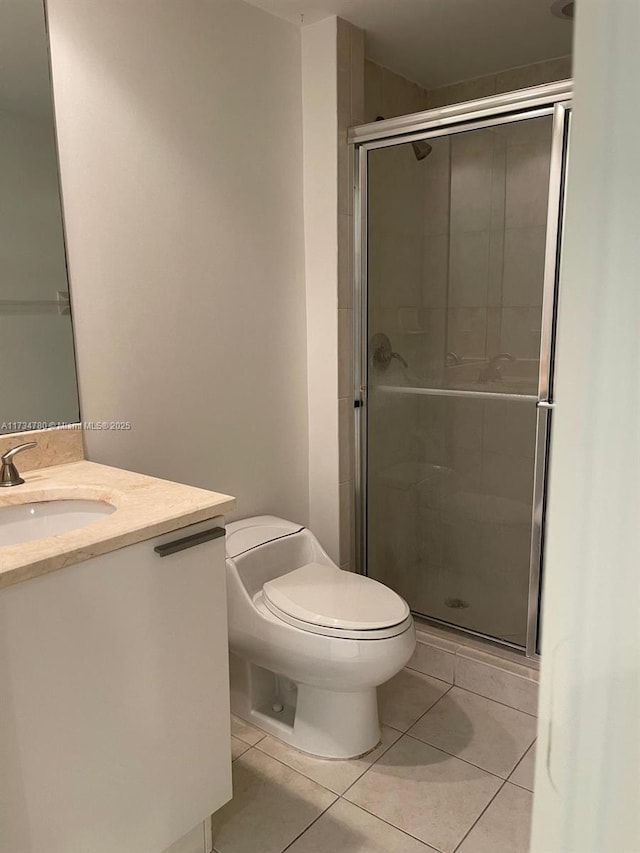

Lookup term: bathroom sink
[0,499,116,546]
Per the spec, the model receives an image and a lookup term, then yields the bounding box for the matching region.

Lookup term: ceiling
[244,0,574,89]
[0,0,53,118]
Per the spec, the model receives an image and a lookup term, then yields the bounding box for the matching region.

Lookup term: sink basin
[0,500,116,546]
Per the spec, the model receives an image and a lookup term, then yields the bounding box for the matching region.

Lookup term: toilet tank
[225,516,333,597]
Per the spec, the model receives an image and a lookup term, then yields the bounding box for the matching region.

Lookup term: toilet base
[229,654,381,759]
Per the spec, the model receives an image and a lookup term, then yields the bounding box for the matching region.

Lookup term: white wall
[47,0,309,523]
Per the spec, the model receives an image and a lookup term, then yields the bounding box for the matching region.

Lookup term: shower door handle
[537,400,556,410]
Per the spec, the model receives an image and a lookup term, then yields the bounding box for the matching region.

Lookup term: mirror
[0,0,80,434]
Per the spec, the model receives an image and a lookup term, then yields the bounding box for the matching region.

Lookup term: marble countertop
[0,460,235,589]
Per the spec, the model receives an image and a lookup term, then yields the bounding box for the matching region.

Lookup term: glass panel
[366,115,554,646]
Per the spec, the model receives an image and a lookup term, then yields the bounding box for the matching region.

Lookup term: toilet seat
[262,563,412,640]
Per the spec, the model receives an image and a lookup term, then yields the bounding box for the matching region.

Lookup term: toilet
[225,516,416,759]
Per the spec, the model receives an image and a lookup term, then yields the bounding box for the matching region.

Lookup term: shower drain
[445,597,470,610]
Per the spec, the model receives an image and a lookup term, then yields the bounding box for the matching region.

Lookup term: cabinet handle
[154,526,225,557]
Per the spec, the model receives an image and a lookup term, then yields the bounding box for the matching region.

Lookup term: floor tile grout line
[231,730,266,747]
[451,682,539,717]
[397,683,455,734]
[338,728,408,799]
[509,738,536,773]
[337,795,442,852]
[451,777,508,853]
[279,799,338,853]
[401,729,533,782]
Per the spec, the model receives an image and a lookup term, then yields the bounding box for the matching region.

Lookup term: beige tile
[407,639,456,683]
[408,687,537,778]
[337,18,352,129]
[350,26,365,125]
[364,59,382,124]
[457,782,533,853]
[509,741,536,791]
[339,480,353,566]
[496,55,572,94]
[378,669,450,731]
[338,308,353,398]
[256,725,401,795]
[450,145,494,234]
[338,128,351,215]
[338,213,354,309]
[500,305,543,361]
[502,226,546,307]
[427,74,496,109]
[449,231,491,308]
[447,307,488,361]
[505,142,552,229]
[231,714,265,746]
[422,234,449,308]
[212,749,336,853]
[339,396,354,484]
[231,736,250,761]
[455,654,539,716]
[286,798,435,853]
[345,735,502,853]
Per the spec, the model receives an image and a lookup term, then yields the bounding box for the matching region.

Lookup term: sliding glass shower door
[358,100,569,653]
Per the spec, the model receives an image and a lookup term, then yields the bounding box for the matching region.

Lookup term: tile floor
[213,669,536,853]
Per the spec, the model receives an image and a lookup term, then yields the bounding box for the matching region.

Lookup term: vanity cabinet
[0,517,230,853]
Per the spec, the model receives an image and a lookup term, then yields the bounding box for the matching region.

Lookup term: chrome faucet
[478,353,515,383]
[0,442,37,487]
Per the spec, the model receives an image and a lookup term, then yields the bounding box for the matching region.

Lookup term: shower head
[375,116,432,161]
[412,140,433,161]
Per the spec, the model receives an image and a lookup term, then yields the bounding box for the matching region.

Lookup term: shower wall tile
[501,306,543,360]
[488,230,505,306]
[448,231,491,307]
[450,142,494,233]
[337,19,366,568]
[420,139,451,236]
[364,60,381,123]
[339,479,353,567]
[422,234,449,307]
[505,141,552,229]
[337,19,352,127]
[447,307,488,361]
[338,308,353,398]
[490,136,507,212]
[495,55,572,94]
[427,73,497,109]
[380,66,427,119]
[426,55,572,110]
[486,306,502,359]
[449,398,485,452]
[502,226,547,307]
[482,401,537,459]
[351,46,365,129]
[482,450,535,503]
[338,212,353,309]
[339,396,354,484]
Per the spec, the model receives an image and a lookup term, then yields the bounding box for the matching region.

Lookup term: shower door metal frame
[350,81,572,659]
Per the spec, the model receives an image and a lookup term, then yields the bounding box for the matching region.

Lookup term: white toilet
[225,516,415,759]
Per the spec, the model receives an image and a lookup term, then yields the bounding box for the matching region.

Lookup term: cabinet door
[0,518,231,853]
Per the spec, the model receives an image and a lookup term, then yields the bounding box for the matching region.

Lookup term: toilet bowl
[225,516,415,759]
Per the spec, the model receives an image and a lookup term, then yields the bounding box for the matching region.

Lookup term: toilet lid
[262,563,410,631]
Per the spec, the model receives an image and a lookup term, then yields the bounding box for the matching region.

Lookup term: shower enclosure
[350,81,571,657]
